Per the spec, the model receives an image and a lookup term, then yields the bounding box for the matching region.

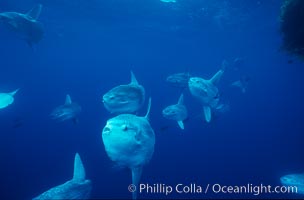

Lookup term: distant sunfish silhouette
[50,94,81,123]
[0,89,19,109]
[162,93,188,130]
[103,71,145,114]
[33,153,92,200]
[166,72,191,88]
[0,4,43,46]
[188,66,224,123]
[280,173,304,195]
[102,98,155,200]
[231,75,250,93]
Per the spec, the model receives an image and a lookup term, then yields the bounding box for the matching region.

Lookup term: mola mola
[103,71,145,114]
[188,67,224,123]
[102,98,155,200]
[162,93,188,130]
[0,89,19,109]
[0,4,43,46]
[50,94,81,123]
[166,72,191,88]
[280,173,304,195]
[33,153,92,200]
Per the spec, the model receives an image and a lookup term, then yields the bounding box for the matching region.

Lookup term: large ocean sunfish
[0,4,43,46]
[102,98,155,199]
[33,153,92,200]
[188,67,224,123]
[102,71,145,114]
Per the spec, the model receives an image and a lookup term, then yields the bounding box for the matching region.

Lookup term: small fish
[280,173,304,195]
[102,98,155,200]
[188,67,224,123]
[0,4,43,46]
[0,88,19,109]
[50,94,81,123]
[166,72,191,88]
[103,71,145,114]
[162,94,188,130]
[33,153,92,200]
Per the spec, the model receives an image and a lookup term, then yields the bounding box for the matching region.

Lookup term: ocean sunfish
[102,98,155,200]
[102,71,145,114]
[0,89,19,109]
[188,67,224,123]
[33,153,92,200]
[0,4,43,46]
[166,72,191,88]
[50,94,81,123]
[162,93,188,130]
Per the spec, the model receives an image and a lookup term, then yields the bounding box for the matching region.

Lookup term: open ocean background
[0,0,303,199]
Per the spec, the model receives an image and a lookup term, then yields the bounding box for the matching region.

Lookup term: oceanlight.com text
[128,183,298,196]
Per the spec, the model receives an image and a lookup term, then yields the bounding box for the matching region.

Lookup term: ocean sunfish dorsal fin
[73,153,86,181]
[209,69,224,85]
[203,106,211,123]
[26,4,42,20]
[144,97,151,119]
[131,166,143,200]
[9,88,19,96]
[177,93,184,105]
[65,94,72,105]
[130,71,139,85]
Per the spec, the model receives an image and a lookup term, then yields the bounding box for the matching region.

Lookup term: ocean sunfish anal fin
[65,94,72,105]
[131,166,143,200]
[177,121,184,130]
[144,97,151,119]
[203,106,211,123]
[26,4,42,20]
[73,153,86,181]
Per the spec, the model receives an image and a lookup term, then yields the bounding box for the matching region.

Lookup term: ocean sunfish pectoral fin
[131,166,143,200]
[177,121,184,130]
[177,93,184,105]
[26,4,42,20]
[9,88,20,96]
[203,106,211,123]
[65,94,72,105]
[73,153,86,181]
[209,69,224,85]
[130,71,139,85]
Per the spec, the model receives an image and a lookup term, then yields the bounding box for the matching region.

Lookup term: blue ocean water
[0,0,304,199]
